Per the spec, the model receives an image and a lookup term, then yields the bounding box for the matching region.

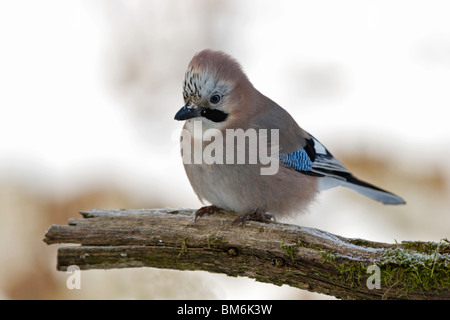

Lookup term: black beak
[174,104,201,121]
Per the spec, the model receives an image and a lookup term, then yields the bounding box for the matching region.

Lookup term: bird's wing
[250,103,350,179]
[279,134,406,205]
[250,103,405,204]
[280,134,350,180]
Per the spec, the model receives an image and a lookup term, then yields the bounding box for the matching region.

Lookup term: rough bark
[44,208,450,300]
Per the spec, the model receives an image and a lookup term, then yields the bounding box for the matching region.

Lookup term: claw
[232,210,275,225]
[194,205,221,221]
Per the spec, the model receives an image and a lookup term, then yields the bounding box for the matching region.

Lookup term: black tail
[342,175,406,205]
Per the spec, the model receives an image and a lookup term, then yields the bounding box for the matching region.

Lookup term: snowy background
[0,0,449,299]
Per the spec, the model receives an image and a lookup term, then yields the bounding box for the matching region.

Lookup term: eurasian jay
[174,49,405,222]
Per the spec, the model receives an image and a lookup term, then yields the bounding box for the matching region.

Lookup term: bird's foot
[194,205,222,221]
[232,210,275,225]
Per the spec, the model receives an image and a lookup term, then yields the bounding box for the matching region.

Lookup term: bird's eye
[209,94,221,104]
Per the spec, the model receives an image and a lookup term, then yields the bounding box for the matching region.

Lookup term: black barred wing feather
[280,135,406,205]
[280,135,350,180]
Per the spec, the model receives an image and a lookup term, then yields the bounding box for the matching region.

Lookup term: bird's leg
[232,209,275,225]
[194,205,222,221]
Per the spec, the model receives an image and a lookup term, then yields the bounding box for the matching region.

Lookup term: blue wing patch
[280,148,314,172]
[279,136,349,178]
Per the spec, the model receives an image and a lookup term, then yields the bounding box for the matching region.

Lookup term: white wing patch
[308,136,350,179]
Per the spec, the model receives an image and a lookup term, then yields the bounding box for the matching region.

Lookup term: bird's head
[174,49,253,127]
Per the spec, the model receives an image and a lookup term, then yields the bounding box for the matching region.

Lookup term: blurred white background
[0,0,449,299]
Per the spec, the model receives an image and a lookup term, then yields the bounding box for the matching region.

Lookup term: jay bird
[174,49,405,222]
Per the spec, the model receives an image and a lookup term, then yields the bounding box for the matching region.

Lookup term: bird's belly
[184,163,264,214]
[184,162,319,217]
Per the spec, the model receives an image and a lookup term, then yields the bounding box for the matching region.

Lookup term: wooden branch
[43,208,450,300]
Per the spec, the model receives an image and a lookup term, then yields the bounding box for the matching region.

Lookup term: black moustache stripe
[201,108,228,122]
